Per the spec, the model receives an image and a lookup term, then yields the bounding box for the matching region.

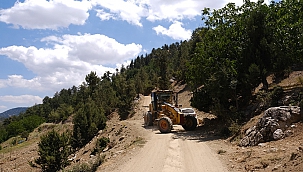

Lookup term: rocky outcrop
[240,106,301,147]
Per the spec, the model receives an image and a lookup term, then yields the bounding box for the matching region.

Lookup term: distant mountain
[0,107,28,119]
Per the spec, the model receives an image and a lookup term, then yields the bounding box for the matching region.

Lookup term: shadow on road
[171,125,224,142]
[142,122,225,142]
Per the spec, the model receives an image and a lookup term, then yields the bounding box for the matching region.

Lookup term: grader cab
[144,90,197,133]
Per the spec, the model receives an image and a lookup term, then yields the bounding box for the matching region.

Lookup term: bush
[70,163,91,172]
[35,130,71,172]
[68,154,105,172]
[92,137,109,155]
[21,131,29,141]
[270,86,283,106]
[72,100,106,149]
[11,137,17,146]
[228,120,241,136]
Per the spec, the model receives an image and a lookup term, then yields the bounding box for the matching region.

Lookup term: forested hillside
[188,0,303,118]
[0,107,28,120]
[0,0,303,171]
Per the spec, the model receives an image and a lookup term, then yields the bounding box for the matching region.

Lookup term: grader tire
[144,112,153,126]
[146,112,153,126]
[158,117,172,133]
[182,116,197,131]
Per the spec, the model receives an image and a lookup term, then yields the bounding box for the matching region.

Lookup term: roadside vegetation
[0,0,303,171]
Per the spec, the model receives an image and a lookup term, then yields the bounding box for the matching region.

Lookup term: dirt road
[111,127,228,172]
[105,96,229,172]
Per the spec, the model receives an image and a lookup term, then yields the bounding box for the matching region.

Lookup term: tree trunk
[261,75,268,91]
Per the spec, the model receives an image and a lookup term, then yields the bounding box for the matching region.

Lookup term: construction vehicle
[143,90,198,133]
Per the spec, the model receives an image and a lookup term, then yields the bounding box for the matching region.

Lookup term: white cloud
[0,0,270,30]
[0,95,42,104]
[92,0,271,26]
[0,33,142,92]
[0,0,92,30]
[0,81,6,89]
[0,75,41,90]
[0,106,7,110]
[153,21,192,40]
[92,0,200,25]
[95,9,116,21]
[146,0,201,22]
[93,0,147,27]
[146,0,270,22]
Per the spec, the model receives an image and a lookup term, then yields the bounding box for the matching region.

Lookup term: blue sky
[0,0,268,112]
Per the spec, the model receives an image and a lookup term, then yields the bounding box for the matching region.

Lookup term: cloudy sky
[0,0,269,112]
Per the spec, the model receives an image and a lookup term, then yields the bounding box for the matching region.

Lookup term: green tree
[72,100,106,148]
[112,72,137,119]
[85,71,101,97]
[35,130,71,172]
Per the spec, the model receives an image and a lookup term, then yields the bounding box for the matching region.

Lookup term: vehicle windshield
[158,94,171,102]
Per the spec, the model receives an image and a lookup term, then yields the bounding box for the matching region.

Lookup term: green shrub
[35,130,71,172]
[11,137,17,146]
[270,86,283,106]
[92,137,109,155]
[67,155,105,172]
[70,163,91,172]
[21,131,29,141]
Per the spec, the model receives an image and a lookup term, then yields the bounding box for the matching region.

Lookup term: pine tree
[35,130,71,172]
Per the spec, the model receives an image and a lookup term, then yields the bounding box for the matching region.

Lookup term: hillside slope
[0,107,28,119]
[0,71,302,172]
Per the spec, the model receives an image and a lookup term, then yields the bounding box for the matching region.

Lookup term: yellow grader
[144,90,198,133]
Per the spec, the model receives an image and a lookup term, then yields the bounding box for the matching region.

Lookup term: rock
[285,130,293,137]
[272,164,281,171]
[245,126,256,135]
[258,143,266,147]
[240,106,301,146]
[269,147,278,152]
[273,129,284,140]
[290,152,298,160]
[115,150,124,154]
[119,136,125,141]
[239,136,250,147]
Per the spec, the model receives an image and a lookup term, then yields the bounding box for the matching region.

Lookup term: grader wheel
[182,116,197,131]
[158,117,172,133]
[144,112,153,126]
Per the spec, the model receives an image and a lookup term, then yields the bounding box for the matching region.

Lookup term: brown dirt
[0,71,302,172]
[97,91,229,172]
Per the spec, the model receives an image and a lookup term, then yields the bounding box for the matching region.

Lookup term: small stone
[273,129,284,140]
[269,147,277,152]
[290,152,297,160]
[285,130,293,137]
[258,143,266,147]
[272,164,281,171]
